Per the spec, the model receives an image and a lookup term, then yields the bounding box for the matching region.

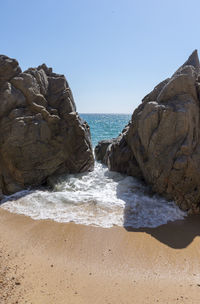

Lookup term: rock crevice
[0,55,94,196]
[95,50,200,213]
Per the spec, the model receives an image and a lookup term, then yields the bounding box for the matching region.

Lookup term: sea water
[1,114,186,228]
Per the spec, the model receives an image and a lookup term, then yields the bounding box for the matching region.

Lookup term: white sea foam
[1,162,186,228]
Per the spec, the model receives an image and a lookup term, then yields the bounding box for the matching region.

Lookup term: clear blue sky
[1,0,200,113]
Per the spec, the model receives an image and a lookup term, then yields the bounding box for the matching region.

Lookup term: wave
[1,162,186,228]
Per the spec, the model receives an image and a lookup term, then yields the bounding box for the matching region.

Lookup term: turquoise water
[80,113,131,147]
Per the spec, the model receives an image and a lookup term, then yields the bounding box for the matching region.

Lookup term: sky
[1,0,200,113]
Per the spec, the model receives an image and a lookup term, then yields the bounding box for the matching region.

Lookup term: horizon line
[79,112,132,115]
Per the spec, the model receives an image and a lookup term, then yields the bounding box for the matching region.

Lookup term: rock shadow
[0,188,44,205]
[125,215,200,249]
[115,178,200,249]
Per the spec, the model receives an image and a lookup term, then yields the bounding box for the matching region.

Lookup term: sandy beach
[0,208,200,303]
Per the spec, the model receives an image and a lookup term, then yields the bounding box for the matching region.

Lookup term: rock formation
[95,50,200,213]
[0,55,94,196]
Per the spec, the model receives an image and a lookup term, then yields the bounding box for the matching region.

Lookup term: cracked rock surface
[0,55,94,196]
[95,50,200,213]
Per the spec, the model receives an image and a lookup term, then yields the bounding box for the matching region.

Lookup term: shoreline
[0,208,200,303]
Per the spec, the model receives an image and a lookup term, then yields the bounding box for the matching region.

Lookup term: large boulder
[0,55,94,195]
[95,50,200,214]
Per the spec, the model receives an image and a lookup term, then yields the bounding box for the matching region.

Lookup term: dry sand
[0,208,200,303]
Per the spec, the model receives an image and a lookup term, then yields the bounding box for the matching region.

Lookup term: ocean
[1,114,186,228]
[80,113,131,147]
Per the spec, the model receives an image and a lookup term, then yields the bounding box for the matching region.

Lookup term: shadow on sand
[124,215,200,249]
[115,178,200,249]
[1,173,200,250]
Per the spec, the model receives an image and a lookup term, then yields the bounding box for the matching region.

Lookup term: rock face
[95,139,114,164]
[95,50,200,213]
[0,55,94,196]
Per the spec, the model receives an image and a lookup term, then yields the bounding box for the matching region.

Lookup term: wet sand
[0,208,200,303]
